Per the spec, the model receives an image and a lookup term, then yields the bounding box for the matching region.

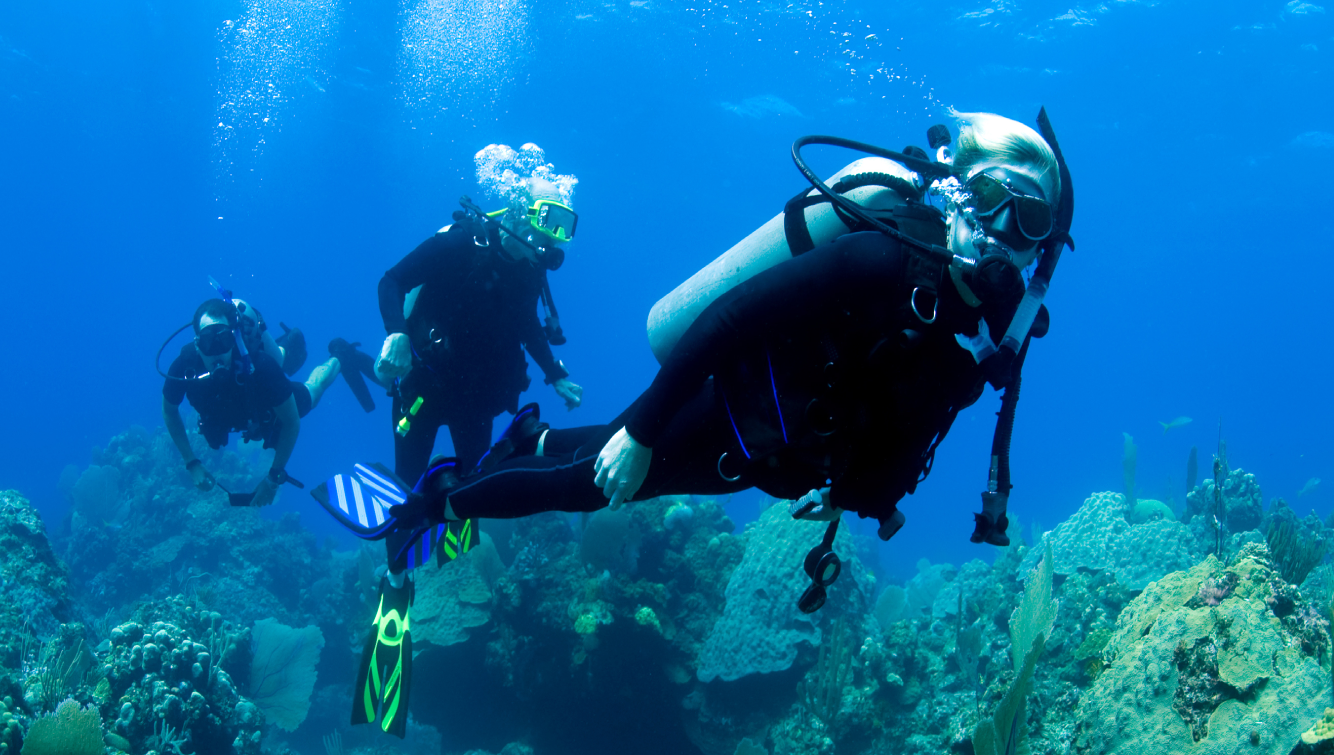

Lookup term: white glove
[553,378,583,410]
[376,333,412,381]
[593,428,651,509]
[790,488,842,521]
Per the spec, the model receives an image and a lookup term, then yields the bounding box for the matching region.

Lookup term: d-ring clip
[910,287,938,325]
[717,452,742,482]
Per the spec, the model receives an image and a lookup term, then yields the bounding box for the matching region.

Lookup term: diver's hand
[186,459,215,492]
[251,476,280,508]
[593,428,651,509]
[376,333,412,380]
[790,488,842,521]
[553,378,583,410]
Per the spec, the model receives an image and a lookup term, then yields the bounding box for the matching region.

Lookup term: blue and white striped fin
[311,465,400,540]
[352,463,407,504]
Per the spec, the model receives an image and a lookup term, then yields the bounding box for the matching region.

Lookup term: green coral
[1303,708,1334,745]
[972,538,1056,755]
[634,606,661,633]
[19,698,103,755]
[574,613,599,635]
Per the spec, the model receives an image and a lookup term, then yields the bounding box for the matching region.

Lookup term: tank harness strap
[782,172,928,257]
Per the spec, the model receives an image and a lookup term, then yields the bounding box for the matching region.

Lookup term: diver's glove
[553,378,583,410]
[790,488,842,521]
[594,428,651,509]
[376,333,413,381]
[185,459,215,492]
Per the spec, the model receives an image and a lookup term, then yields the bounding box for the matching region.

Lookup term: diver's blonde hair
[950,110,1060,202]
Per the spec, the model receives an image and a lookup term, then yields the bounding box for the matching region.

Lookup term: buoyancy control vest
[648,113,1074,618]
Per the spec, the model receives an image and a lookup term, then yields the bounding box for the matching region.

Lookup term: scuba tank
[646,156,923,364]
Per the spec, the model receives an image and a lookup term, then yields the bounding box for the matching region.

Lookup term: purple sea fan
[1196,573,1239,606]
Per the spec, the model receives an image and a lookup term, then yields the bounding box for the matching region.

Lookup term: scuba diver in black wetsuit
[314,114,1074,728]
[373,172,583,484]
[324,144,583,738]
[159,289,369,506]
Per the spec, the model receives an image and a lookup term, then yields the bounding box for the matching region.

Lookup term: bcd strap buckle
[910,286,938,324]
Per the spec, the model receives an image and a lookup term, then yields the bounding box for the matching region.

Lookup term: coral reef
[10,420,1334,755]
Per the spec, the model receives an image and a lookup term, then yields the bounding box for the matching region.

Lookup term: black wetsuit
[442,231,1005,530]
[378,219,568,484]
[163,347,312,449]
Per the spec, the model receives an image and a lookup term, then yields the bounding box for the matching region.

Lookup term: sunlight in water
[398,0,530,118]
[213,0,342,184]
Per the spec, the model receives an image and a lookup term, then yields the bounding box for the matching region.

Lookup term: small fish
[1299,477,1321,498]
[1159,416,1193,434]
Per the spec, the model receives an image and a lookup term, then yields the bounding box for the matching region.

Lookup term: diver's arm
[520,312,569,384]
[377,274,411,336]
[268,395,301,474]
[163,397,196,465]
[627,232,898,447]
[378,232,455,334]
[164,396,215,490]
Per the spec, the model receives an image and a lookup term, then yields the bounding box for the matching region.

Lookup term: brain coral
[1022,491,1203,590]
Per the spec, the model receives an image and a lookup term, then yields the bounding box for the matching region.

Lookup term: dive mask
[966,170,1053,242]
[197,323,235,357]
[528,199,577,243]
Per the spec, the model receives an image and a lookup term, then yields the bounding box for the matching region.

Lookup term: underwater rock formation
[697,503,872,683]
[0,491,71,665]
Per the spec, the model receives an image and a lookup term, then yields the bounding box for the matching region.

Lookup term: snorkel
[208,276,254,378]
[994,108,1075,364]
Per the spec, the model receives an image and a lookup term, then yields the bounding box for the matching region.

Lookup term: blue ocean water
[5,0,1329,575]
[1,0,1332,750]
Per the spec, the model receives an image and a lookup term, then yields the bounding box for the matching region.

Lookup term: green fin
[351,576,413,738]
[435,518,478,567]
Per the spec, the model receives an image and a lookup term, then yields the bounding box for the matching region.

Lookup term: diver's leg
[633,386,751,499]
[446,452,606,519]
[303,357,342,409]
[446,409,493,473]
